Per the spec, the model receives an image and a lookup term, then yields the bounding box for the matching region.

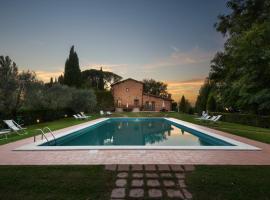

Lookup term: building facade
[111,78,172,111]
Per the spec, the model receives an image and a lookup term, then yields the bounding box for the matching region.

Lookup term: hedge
[210,112,270,128]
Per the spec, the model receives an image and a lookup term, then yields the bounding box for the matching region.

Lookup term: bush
[69,88,96,113]
[95,90,114,111]
[210,112,270,128]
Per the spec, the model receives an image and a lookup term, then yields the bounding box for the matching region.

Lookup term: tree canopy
[81,68,122,90]
[196,0,270,115]
[63,45,81,87]
[143,79,170,98]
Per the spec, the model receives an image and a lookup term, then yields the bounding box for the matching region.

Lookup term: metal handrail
[33,127,56,145]
[43,127,56,145]
[34,129,48,142]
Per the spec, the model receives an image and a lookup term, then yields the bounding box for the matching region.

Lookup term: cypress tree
[98,67,104,90]
[179,95,186,112]
[64,46,81,87]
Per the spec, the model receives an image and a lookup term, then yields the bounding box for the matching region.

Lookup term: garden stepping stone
[131,164,143,171]
[157,164,170,171]
[117,172,128,178]
[131,179,144,187]
[166,189,184,199]
[115,179,127,187]
[129,188,144,198]
[175,173,185,179]
[105,164,117,171]
[160,173,172,178]
[178,180,187,188]
[146,173,158,178]
[118,165,129,171]
[147,179,160,187]
[163,180,175,187]
[148,189,163,198]
[145,165,156,171]
[170,165,184,172]
[111,188,126,199]
[132,173,143,178]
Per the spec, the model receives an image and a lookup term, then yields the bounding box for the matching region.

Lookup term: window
[126,88,129,92]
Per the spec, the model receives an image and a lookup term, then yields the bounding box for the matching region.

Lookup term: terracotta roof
[111,78,143,86]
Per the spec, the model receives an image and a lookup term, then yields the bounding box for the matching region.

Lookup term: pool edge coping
[15,117,260,151]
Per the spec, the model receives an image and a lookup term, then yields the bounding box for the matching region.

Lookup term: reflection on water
[49,119,230,146]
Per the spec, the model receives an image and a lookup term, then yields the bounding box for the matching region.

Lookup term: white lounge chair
[196,115,211,120]
[0,129,11,140]
[80,112,91,118]
[211,115,222,122]
[106,111,112,115]
[206,116,217,121]
[100,110,104,116]
[3,120,27,135]
[73,114,86,120]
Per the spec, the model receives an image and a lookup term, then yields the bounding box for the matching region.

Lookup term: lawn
[1,112,270,145]
[0,112,270,200]
[0,166,115,200]
[186,165,270,200]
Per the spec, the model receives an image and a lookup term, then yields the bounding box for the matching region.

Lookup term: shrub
[95,90,114,111]
[210,112,270,128]
[69,88,96,113]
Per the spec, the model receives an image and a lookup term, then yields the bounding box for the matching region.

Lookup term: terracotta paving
[108,164,193,199]
[0,118,270,165]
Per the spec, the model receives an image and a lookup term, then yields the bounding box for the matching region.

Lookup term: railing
[34,127,56,145]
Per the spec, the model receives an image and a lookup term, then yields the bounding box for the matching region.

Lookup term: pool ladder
[34,127,57,145]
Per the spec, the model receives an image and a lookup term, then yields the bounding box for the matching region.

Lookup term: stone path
[105,164,195,199]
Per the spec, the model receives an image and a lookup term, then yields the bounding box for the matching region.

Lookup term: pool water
[41,118,234,146]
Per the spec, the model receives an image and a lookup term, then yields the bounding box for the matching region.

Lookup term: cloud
[144,47,214,69]
[165,78,205,104]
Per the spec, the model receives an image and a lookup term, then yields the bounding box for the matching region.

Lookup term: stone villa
[111,78,172,111]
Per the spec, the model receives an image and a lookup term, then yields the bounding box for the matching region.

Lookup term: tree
[207,95,217,112]
[98,67,104,90]
[208,0,270,114]
[69,88,97,113]
[143,79,170,98]
[195,79,213,114]
[81,68,122,90]
[179,95,186,112]
[63,46,81,87]
[58,74,64,84]
[0,56,19,116]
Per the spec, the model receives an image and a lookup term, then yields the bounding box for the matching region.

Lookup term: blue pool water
[41,118,234,146]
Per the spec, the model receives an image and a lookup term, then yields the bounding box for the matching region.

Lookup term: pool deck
[1,118,270,165]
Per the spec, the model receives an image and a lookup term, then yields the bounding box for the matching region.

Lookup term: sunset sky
[0,0,228,104]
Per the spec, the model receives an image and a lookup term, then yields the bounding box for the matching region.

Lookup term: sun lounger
[73,114,86,120]
[80,112,91,118]
[3,120,27,135]
[0,129,11,140]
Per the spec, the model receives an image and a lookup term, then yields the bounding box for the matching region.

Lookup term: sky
[0,0,229,104]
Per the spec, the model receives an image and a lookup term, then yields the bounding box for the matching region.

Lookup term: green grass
[0,166,115,200]
[0,114,100,145]
[186,165,270,200]
[1,112,270,145]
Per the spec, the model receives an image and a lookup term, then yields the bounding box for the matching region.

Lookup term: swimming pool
[17,118,259,150]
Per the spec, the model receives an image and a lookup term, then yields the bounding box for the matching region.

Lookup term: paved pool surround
[0,118,270,165]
